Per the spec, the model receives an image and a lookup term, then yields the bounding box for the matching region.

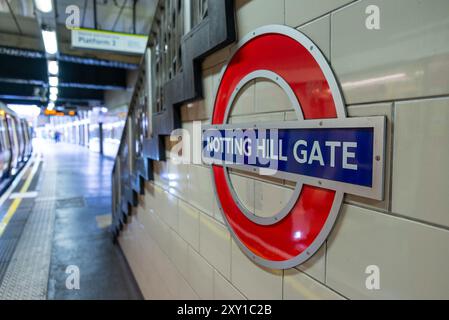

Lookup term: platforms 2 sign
[202,26,386,269]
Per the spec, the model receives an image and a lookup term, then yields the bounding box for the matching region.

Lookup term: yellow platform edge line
[0,158,41,236]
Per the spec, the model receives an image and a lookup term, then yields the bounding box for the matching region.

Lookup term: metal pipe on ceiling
[132,0,137,34]
[112,0,128,32]
[93,0,98,29]
[5,0,23,35]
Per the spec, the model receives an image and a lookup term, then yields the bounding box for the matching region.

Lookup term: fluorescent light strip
[34,0,53,13]
[42,30,58,55]
[49,87,58,95]
[49,76,58,87]
[48,60,59,75]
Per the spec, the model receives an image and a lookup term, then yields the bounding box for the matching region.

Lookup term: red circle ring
[211,25,346,269]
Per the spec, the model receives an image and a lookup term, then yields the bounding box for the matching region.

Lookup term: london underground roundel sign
[202,25,386,269]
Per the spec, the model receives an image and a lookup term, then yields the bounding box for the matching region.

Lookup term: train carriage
[0,102,33,180]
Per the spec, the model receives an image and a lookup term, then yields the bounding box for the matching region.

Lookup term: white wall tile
[286,0,354,27]
[298,15,331,60]
[157,186,179,232]
[327,204,449,299]
[229,81,256,116]
[189,165,214,216]
[169,229,189,281]
[178,200,200,250]
[213,270,246,300]
[213,193,225,224]
[392,98,449,227]
[231,240,283,300]
[254,179,293,218]
[187,247,214,299]
[229,172,254,213]
[230,112,285,124]
[284,269,345,300]
[254,79,293,114]
[297,243,326,283]
[235,0,284,40]
[199,213,232,280]
[332,0,449,104]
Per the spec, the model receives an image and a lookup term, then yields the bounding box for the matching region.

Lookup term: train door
[15,117,25,162]
[0,115,11,178]
[5,114,19,174]
[21,119,31,160]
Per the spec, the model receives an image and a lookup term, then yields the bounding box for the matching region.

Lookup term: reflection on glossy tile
[392,98,449,227]
[284,269,344,300]
[332,0,449,103]
[327,204,449,299]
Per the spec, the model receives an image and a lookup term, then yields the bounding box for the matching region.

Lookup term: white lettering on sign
[206,135,359,171]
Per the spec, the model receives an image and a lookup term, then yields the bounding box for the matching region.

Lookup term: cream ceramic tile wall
[392,98,449,228]
[327,204,449,299]
[231,240,283,300]
[235,0,285,40]
[286,0,355,27]
[213,270,246,300]
[178,199,200,250]
[297,244,326,284]
[332,0,449,104]
[119,1,449,300]
[199,214,232,280]
[284,269,345,300]
[297,14,331,60]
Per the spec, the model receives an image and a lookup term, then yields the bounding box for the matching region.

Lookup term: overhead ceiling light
[47,102,55,110]
[7,104,41,118]
[49,93,58,101]
[49,87,58,95]
[34,0,53,13]
[42,30,58,55]
[48,60,58,75]
[49,76,58,87]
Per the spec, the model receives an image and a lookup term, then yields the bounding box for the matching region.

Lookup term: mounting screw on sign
[203,25,386,269]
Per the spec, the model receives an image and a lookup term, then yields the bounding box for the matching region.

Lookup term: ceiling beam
[0,52,128,90]
[0,82,103,104]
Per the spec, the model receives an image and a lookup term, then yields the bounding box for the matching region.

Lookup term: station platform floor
[0,140,142,300]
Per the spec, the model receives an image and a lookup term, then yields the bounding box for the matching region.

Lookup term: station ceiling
[0,0,157,109]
